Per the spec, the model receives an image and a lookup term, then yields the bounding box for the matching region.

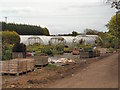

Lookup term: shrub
[95,37,103,46]
[107,47,114,52]
[64,47,72,53]
[27,44,64,56]
[40,48,53,56]
[78,44,93,51]
[56,44,64,51]
[2,44,13,60]
[27,44,46,52]
[2,31,20,44]
[35,51,41,55]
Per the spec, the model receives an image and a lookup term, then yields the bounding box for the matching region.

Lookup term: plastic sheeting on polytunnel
[49,36,66,45]
[38,36,52,45]
[20,35,99,46]
[20,35,52,45]
[61,36,75,45]
[28,37,43,45]
[20,35,33,45]
[75,35,99,45]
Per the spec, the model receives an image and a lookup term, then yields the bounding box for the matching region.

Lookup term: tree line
[1,22,50,35]
[58,29,103,36]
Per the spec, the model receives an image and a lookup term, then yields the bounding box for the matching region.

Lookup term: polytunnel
[38,36,52,45]
[75,35,99,45]
[28,37,42,45]
[20,35,52,45]
[20,35,100,46]
[61,36,75,45]
[20,35,33,45]
[49,36,66,45]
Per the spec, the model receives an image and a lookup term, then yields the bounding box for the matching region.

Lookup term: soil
[2,52,118,88]
[46,53,118,88]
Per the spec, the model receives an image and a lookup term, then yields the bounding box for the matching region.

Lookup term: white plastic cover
[20,35,99,46]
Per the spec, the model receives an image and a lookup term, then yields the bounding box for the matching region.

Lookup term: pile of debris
[48,57,74,66]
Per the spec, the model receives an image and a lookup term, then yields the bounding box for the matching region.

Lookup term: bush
[107,47,114,52]
[64,47,72,53]
[27,44,48,52]
[35,51,41,55]
[2,31,20,44]
[27,44,65,56]
[40,48,53,56]
[56,44,64,52]
[96,38,103,46]
[2,44,13,60]
[77,44,93,51]
[101,33,119,49]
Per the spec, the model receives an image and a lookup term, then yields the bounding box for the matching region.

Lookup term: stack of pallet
[0,61,9,74]
[0,58,34,75]
[26,58,35,71]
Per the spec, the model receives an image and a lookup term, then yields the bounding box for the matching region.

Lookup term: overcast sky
[0,0,116,35]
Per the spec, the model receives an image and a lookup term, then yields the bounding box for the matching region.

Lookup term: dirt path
[46,53,118,88]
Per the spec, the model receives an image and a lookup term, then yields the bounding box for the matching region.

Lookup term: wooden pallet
[0,61,9,73]
[0,58,35,75]
[26,58,35,71]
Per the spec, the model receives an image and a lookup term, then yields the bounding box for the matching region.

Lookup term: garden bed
[34,54,48,66]
[80,50,100,58]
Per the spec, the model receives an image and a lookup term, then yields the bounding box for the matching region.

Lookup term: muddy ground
[2,53,116,88]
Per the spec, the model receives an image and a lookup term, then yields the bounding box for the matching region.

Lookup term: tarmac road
[47,53,118,88]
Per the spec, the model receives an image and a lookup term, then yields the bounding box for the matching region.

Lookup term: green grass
[46,64,61,70]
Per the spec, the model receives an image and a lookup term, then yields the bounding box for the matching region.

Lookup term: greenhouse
[74,35,99,45]
[38,36,52,45]
[49,36,66,45]
[20,35,99,46]
[28,37,42,45]
[61,36,75,45]
[20,35,52,45]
